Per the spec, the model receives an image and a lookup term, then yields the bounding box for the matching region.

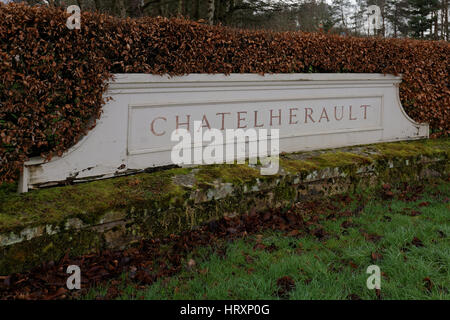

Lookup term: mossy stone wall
[0,138,448,274]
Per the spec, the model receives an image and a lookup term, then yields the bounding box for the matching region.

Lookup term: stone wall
[0,138,448,274]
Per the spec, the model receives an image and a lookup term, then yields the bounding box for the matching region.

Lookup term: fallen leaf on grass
[312,227,329,240]
[340,260,359,270]
[371,252,383,262]
[381,184,394,199]
[341,220,355,229]
[346,293,362,300]
[287,230,300,237]
[198,268,208,275]
[187,258,196,269]
[127,178,141,186]
[328,264,342,273]
[360,229,383,242]
[276,276,296,299]
[105,285,120,300]
[383,191,394,199]
[409,210,422,217]
[43,287,67,300]
[253,243,267,251]
[411,237,424,247]
[244,254,254,264]
[352,204,365,216]
[266,243,278,253]
[375,289,382,300]
[423,277,433,293]
[339,210,353,217]
[0,275,11,287]
[135,270,155,285]
[418,201,430,207]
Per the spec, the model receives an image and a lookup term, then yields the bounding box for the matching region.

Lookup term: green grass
[82,179,450,300]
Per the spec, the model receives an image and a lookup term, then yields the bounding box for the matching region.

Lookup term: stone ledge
[0,138,448,274]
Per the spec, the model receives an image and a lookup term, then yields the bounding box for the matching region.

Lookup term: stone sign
[19,73,429,192]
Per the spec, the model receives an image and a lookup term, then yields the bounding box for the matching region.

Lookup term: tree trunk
[115,0,127,18]
[92,0,100,11]
[177,0,183,16]
[129,0,143,17]
[207,0,215,25]
[194,0,200,20]
[435,11,439,39]
[393,6,398,38]
[441,0,445,39]
[445,0,449,40]
[158,0,163,15]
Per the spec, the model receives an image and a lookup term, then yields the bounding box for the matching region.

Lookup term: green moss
[308,152,373,168]
[280,158,319,174]
[194,164,260,185]
[1,139,448,235]
[0,182,17,199]
[273,179,298,203]
[0,229,104,274]
[374,139,448,159]
[0,168,190,233]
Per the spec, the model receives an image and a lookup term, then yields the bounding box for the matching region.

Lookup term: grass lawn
[84,179,449,300]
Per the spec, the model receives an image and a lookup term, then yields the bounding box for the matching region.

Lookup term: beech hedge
[0,3,449,182]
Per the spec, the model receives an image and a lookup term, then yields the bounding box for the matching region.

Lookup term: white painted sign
[19,74,428,192]
[128,96,381,155]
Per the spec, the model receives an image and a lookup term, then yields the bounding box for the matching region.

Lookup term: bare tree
[177,0,182,15]
[207,0,214,25]
[444,0,449,40]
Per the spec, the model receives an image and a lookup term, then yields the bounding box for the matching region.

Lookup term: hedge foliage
[0,3,449,182]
